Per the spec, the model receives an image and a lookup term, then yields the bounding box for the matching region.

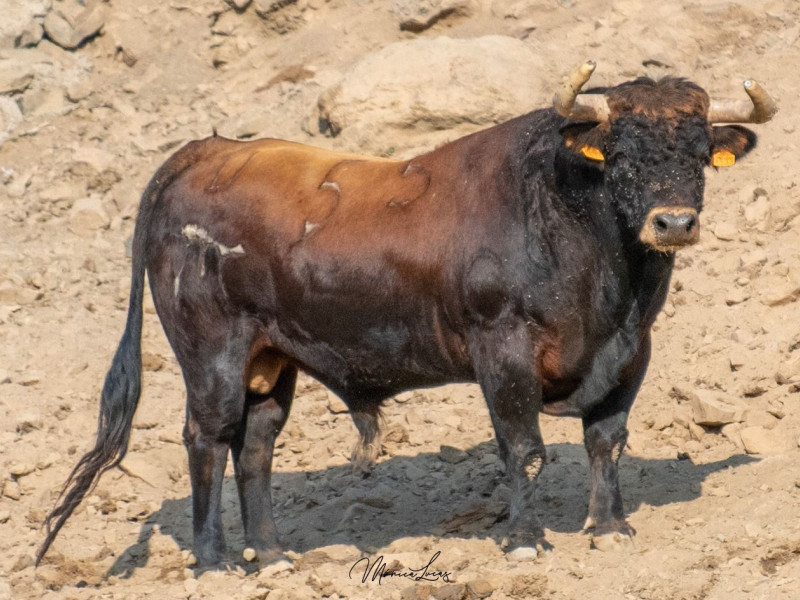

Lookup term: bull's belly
[266,315,474,399]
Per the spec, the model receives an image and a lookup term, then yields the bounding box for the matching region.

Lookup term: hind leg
[181,345,249,568]
[231,365,296,564]
[349,403,383,475]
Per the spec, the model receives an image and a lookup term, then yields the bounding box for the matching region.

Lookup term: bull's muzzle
[640,207,700,252]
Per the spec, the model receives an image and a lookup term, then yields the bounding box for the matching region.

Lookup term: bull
[37,62,776,567]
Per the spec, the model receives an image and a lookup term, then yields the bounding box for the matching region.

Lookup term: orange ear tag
[712,149,736,167]
[580,145,604,161]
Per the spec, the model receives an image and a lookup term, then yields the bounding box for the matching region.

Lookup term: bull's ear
[560,122,608,163]
[711,125,757,167]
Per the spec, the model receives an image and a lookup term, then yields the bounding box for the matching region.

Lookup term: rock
[731,328,755,344]
[744,522,762,538]
[0,62,34,96]
[507,546,538,561]
[141,351,166,372]
[728,344,747,370]
[442,500,508,533]
[725,287,750,306]
[183,578,199,594]
[71,146,117,174]
[149,530,182,557]
[743,410,779,430]
[104,11,158,68]
[740,426,794,455]
[0,281,39,305]
[17,20,44,48]
[36,452,60,471]
[69,196,109,233]
[243,547,257,562]
[3,479,21,501]
[744,195,771,232]
[316,36,546,155]
[440,445,469,464]
[255,0,298,14]
[760,281,800,307]
[392,0,474,32]
[307,573,335,597]
[0,510,10,524]
[44,0,106,51]
[9,462,34,477]
[0,97,23,144]
[776,356,800,385]
[739,248,768,276]
[465,579,494,600]
[20,86,67,119]
[15,413,43,434]
[226,0,253,10]
[402,584,437,600]
[326,392,349,414]
[256,558,293,579]
[0,0,49,49]
[384,423,410,444]
[254,0,304,34]
[266,64,315,88]
[650,413,674,431]
[689,390,745,426]
[405,462,427,481]
[433,583,467,600]
[11,554,34,573]
[712,222,737,241]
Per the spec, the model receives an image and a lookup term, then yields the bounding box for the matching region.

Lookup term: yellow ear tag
[580,145,604,161]
[712,149,736,167]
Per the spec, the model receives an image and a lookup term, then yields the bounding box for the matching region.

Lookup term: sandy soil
[1,1,800,599]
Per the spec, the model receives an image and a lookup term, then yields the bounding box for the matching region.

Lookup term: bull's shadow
[107,442,756,577]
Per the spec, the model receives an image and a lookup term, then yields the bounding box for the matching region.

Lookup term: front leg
[582,333,651,550]
[470,321,549,556]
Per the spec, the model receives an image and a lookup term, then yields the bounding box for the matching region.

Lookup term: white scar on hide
[181,224,245,256]
[319,180,341,193]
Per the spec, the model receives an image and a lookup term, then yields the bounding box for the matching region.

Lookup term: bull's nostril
[644,209,699,249]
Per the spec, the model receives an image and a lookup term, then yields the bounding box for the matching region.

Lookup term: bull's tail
[36,145,198,565]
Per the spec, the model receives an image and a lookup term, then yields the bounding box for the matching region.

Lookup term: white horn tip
[743,79,754,89]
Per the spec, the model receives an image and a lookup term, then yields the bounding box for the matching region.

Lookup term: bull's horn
[708,79,778,124]
[553,60,610,122]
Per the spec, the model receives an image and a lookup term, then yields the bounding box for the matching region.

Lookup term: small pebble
[243,547,257,562]
[506,546,538,562]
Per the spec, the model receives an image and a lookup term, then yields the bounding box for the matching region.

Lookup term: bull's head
[554,62,777,253]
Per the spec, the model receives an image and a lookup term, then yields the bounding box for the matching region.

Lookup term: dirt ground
[2,1,800,599]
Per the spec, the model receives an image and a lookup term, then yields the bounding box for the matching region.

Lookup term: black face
[604,115,709,250]
[560,84,757,253]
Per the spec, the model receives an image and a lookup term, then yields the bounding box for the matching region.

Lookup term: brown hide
[157,134,507,394]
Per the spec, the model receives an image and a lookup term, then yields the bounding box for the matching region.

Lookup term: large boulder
[315,35,547,155]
